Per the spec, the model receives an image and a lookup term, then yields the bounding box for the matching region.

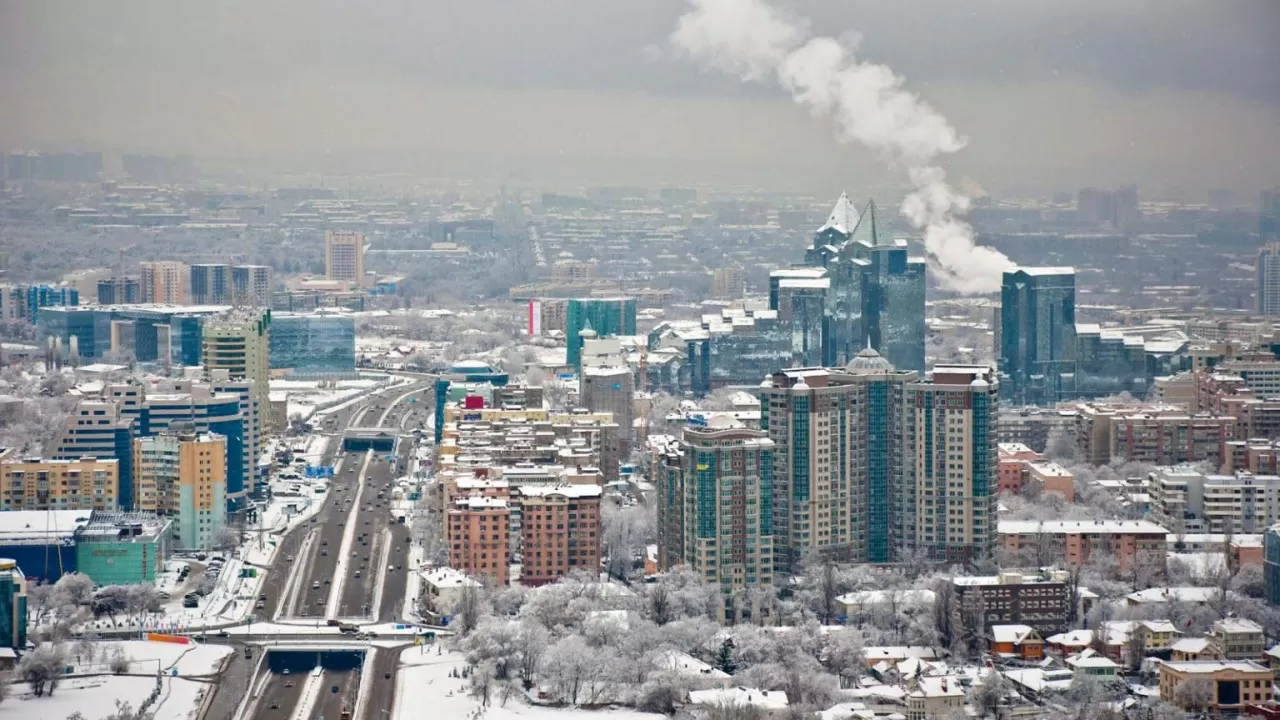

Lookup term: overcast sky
[1,0,1277,194]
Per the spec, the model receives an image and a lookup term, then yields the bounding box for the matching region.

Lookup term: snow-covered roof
[421,566,481,590]
[1171,638,1211,654]
[999,519,1168,535]
[0,509,93,540]
[991,624,1039,644]
[836,589,936,608]
[1125,586,1219,604]
[659,650,730,679]
[689,687,789,710]
[908,676,964,699]
[817,192,859,236]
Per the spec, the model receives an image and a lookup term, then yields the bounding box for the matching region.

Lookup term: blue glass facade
[37,306,219,366]
[1266,525,1280,606]
[269,313,357,374]
[565,298,638,368]
[999,268,1076,405]
[25,285,78,323]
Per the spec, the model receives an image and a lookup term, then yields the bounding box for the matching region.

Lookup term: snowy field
[392,649,664,720]
[1,640,231,720]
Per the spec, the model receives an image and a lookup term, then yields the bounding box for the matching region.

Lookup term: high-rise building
[139,261,188,304]
[0,449,119,511]
[516,485,601,587]
[1256,243,1280,316]
[1262,189,1280,244]
[903,365,999,563]
[447,496,510,586]
[202,310,270,497]
[774,275,828,368]
[49,401,136,509]
[999,267,1076,405]
[134,432,227,549]
[325,231,365,285]
[189,264,230,305]
[711,267,746,300]
[231,265,272,307]
[758,349,916,572]
[0,559,28,650]
[658,422,775,598]
[269,311,356,375]
[96,276,139,305]
[564,297,637,368]
[580,366,634,458]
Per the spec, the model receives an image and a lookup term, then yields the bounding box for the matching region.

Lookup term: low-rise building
[952,570,1074,635]
[0,449,119,511]
[74,511,171,586]
[990,624,1045,661]
[1151,466,1280,535]
[1209,618,1267,660]
[419,566,482,618]
[998,520,1168,576]
[905,676,964,720]
[1159,660,1273,713]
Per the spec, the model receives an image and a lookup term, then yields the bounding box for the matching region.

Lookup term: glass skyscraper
[564,297,637,368]
[269,312,357,375]
[999,267,1077,405]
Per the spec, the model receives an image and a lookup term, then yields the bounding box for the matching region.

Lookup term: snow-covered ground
[393,649,663,720]
[1,640,232,720]
[273,375,393,420]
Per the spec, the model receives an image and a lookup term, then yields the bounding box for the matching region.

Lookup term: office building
[269,311,356,376]
[903,365,1000,563]
[0,449,118,511]
[139,261,188,304]
[96,276,139,305]
[202,310,269,495]
[757,351,916,572]
[1262,188,1280,244]
[0,511,86,583]
[447,496,510,587]
[325,230,365,285]
[231,265,272,307]
[1158,661,1272,714]
[134,432,227,549]
[516,484,601,587]
[49,401,136,509]
[999,267,1076,405]
[658,422,775,597]
[189,264,230,305]
[773,274,828,368]
[1256,243,1280,316]
[1265,524,1280,606]
[565,297,637,368]
[2,284,79,324]
[74,511,170,586]
[580,365,634,457]
[0,559,28,650]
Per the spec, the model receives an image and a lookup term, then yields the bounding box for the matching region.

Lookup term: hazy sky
[1,0,1277,194]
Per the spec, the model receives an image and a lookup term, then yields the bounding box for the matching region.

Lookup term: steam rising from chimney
[671,0,1014,294]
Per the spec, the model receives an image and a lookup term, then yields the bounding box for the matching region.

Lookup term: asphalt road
[203,382,433,720]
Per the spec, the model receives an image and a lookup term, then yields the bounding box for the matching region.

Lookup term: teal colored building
[74,512,171,586]
[0,559,27,650]
[565,297,637,368]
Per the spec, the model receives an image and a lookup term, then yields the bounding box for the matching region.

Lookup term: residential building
[268,311,356,376]
[1266,524,1280,606]
[133,432,227,549]
[998,267,1076,405]
[997,406,1076,454]
[138,261,187,304]
[903,365,1000,564]
[998,520,1168,577]
[0,450,118,511]
[49,401,136,509]
[1025,462,1075,502]
[1073,402,1236,466]
[905,676,965,720]
[711,267,746,300]
[1159,660,1273,713]
[447,496,510,587]
[998,443,1041,495]
[990,624,1045,661]
[1209,618,1266,660]
[757,352,915,571]
[231,265,272,307]
[1150,467,1280,535]
[419,566,482,618]
[952,570,1074,635]
[73,511,170,586]
[658,422,775,604]
[324,230,365,285]
[189,264,230,305]
[515,484,601,587]
[0,559,27,650]
[565,297,637,368]
[96,276,139,305]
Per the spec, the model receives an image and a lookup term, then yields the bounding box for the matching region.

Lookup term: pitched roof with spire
[849,198,886,247]
[817,191,859,236]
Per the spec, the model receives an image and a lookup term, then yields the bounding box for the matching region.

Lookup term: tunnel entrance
[266,648,367,674]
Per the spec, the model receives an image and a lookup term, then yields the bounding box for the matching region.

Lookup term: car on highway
[354,570,361,578]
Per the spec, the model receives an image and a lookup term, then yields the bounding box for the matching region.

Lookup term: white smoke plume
[671,0,1014,294]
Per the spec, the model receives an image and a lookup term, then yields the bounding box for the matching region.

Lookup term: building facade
[74,511,170,586]
[0,559,27,650]
[139,261,188,304]
[565,297,638,368]
[231,265,272,307]
[0,450,118,511]
[268,311,356,375]
[189,264,230,305]
[134,433,227,549]
[998,267,1076,405]
[659,424,775,602]
[516,485,601,587]
[446,497,510,587]
[324,230,365,285]
[1257,243,1280,316]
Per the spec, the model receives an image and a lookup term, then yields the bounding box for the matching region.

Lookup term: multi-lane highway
[202,381,434,720]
